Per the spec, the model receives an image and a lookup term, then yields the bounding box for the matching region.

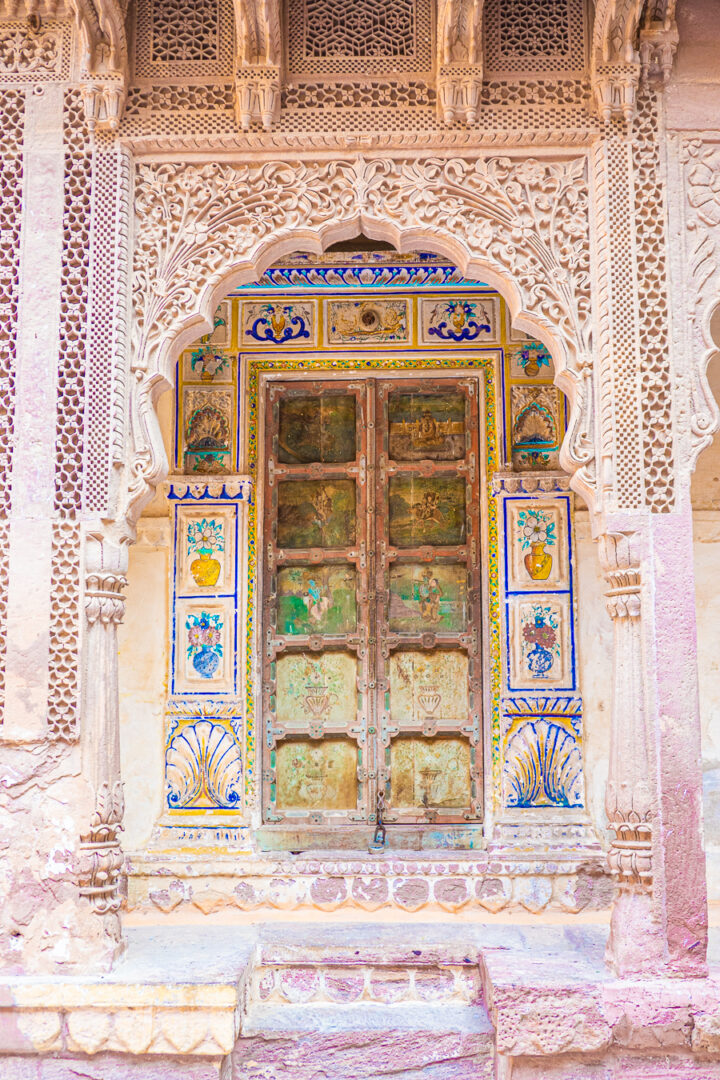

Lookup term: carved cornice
[492,472,572,496]
[165,476,253,501]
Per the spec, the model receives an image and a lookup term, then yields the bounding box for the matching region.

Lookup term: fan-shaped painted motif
[504,719,582,808]
[166,719,242,809]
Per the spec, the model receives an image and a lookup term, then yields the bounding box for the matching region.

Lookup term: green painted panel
[388,476,466,547]
[277,565,357,635]
[277,480,356,548]
[388,392,465,461]
[278,395,356,463]
[389,563,468,633]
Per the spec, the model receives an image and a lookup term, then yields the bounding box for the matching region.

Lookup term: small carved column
[599,517,708,977]
[78,535,128,958]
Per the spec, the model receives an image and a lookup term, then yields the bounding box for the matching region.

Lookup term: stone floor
[2,923,720,1077]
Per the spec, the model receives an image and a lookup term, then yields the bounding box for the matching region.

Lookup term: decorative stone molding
[681,138,720,471]
[0,25,61,72]
[165,475,253,501]
[491,471,572,495]
[590,0,677,122]
[591,0,644,122]
[638,15,678,86]
[0,0,129,128]
[127,848,611,917]
[80,538,129,938]
[84,569,127,626]
[598,531,651,892]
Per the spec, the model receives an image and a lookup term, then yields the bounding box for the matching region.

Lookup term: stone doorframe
[95,149,710,978]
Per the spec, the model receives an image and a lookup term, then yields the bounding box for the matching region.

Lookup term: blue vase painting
[186,611,223,680]
[521,607,559,680]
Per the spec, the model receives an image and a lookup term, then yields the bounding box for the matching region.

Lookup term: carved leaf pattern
[132,156,591,369]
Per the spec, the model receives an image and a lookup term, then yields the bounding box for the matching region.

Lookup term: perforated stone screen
[287,0,433,76]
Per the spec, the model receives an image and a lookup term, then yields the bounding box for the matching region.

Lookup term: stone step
[234,1003,494,1080]
[250,941,483,1007]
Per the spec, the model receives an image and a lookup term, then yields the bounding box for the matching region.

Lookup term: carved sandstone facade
[1,0,720,1077]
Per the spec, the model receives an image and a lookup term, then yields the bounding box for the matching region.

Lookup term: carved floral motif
[78,781,125,915]
[0,28,60,72]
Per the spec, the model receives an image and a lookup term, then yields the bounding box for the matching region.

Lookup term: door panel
[263,375,483,831]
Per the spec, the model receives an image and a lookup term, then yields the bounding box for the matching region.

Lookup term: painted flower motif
[522,514,547,544]
[186,611,224,659]
[517,508,556,550]
[188,518,224,556]
[522,620,557,649]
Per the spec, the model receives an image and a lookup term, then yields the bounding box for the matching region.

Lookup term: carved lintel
[85,569,127,625]
[78,780,125,914]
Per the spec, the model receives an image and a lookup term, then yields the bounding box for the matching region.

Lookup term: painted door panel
[262,376,482,829]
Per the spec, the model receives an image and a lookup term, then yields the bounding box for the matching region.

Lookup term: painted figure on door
[388,392,465,461]
[418,569,442,623]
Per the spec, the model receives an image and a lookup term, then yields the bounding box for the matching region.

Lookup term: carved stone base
[127,838,612,917]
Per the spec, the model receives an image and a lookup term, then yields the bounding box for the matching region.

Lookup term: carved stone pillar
[599,516,708,977]
[78,534,128,963]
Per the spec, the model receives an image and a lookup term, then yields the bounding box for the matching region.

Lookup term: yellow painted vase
[524,542,552,581]
[190,551,221,587]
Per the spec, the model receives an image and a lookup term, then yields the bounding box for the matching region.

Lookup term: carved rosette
[599,531,652,892]
[78,780,125,914]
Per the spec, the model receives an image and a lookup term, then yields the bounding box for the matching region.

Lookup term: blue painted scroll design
[426,300,492,342]
[245,303,311,344]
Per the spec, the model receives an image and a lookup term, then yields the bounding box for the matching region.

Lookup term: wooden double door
[262,375,483,832]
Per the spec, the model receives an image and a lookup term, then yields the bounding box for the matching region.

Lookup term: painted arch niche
[120,242,589,852]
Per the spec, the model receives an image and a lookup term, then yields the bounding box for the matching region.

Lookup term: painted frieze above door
[261,377,484,832]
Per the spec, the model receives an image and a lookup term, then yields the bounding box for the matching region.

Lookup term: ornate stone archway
[125,153,595,526]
